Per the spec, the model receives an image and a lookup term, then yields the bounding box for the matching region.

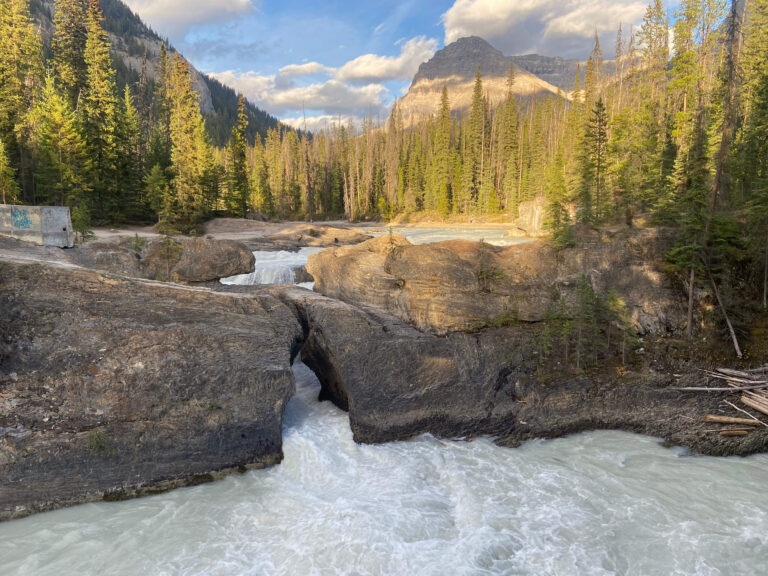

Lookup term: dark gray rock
[0,261,302,521]
[270,286,768,457]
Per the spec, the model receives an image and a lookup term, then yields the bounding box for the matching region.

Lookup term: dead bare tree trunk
[763,242,768,310]
[687,268,696,338]
[707,266,743,359]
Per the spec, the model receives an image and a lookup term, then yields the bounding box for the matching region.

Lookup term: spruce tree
[500,64,519,215]
[52,0,88,108]
[33,73,90,209]
[429,86,452,215]
[741,0,768,307]
[461,67,486,213]
[0,0,43,199]
[225,93,249,217]
[117,85,142,219]
[543,148,573,247]
[81,0,119,222]
[249,137,273,215]
[0,138,20,205]
[162,54,214,231]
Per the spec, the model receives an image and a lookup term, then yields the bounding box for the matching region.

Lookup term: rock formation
[269,286,767,457]
[306,228,685,335]
[0,260,302,521]
[68,236,255,283]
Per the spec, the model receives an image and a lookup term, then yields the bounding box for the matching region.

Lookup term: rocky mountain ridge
[397,36,575,123]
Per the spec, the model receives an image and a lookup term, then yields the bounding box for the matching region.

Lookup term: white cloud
[209,71,388,116]
[210,36,436,121]
[123,0,255,36]
[442,0,648,58]
[278,62,336,79]
[281,114,365,132]
[335,36,438,82]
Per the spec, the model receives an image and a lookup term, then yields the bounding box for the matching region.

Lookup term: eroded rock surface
[69,236,255,283]
[0,261,302,521]
[307,228,684,335]
[269,286,768,458]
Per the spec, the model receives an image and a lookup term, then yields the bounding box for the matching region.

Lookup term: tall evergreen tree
[81,0,119,222]
[426,85,453,215]
[0,138,20,205]
[52,0,88,108]
[117,85,142,218]
[500,64,519,215]
[461,67,486,212]
[0,0,43,200]
[33,73,90,209]
[225,93,250,217]
[162,54,215,231]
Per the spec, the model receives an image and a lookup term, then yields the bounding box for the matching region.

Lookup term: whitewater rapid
[220,247,323,288]
[1,363,766,576]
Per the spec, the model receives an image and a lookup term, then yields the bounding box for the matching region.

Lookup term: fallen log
[723,400,768,428]
[702,415,759,426]
[714,368,764,381]
[719,430,749,437]
[741,395,768,418]
[671,383,768,392]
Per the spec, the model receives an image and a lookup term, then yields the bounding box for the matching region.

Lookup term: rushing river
[1,363,766,576]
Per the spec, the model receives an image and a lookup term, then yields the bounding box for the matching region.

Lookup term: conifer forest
[1,0,768,320]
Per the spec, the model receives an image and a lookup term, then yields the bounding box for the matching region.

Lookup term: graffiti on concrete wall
[12,208,32,230]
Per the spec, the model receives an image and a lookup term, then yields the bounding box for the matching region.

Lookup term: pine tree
[225,93,249,217]
[461,67,486,213]
[0,0,43,200]
[162,54,214,231]
[33,73,90,209]
[578,97,608,223]
[52,0,88,108]
[543,148,573,247]
[0,137,20,205]
[741,0,768,307]
[249,137,273,215]
[81,0,119,222]
[500,64,519,215]
[117,85,142,219]
[429,85,453,215]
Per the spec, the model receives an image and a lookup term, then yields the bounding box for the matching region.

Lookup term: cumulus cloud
[209,71,388,116]
[335,36,438,82]
[210,35,437,121]
[278,62,336,79]
[442,0,648,58]
[123,0,256,36]
[281,114,365,132]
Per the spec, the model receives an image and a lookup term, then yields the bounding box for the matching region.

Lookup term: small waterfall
[220,247,323,286]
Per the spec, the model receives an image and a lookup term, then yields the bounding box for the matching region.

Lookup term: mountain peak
[412,36,510,85]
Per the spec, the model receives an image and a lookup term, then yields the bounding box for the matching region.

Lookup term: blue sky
[122,0,662,129]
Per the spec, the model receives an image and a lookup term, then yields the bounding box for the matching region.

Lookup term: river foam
[1,362,766,576]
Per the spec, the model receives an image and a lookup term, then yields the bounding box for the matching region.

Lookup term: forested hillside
[27,0,281,147]
[2,0,768,329]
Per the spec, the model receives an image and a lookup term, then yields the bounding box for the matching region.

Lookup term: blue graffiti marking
[12,208,32,230]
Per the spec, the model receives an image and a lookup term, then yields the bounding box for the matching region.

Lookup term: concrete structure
[0,205,75,248]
